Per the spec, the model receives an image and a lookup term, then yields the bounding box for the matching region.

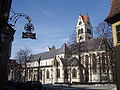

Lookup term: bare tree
[94,21,115,83]
[67,31,88,83]
[15,46,32,82]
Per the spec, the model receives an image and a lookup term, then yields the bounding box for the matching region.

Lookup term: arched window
[79,21,82,25]
[92,54,97,74]
[46,69,49,79]
[78,28,83,34]
[85,55,89,68]
[57,69,60,78]
[72,68,77,78]
[102,53,105,73]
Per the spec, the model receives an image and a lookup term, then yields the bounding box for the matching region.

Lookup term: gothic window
[46,69,49,79]
[29,70,31,79]
[116,24,120,43]
[92,54,97,74]
[79,21,82,25]
[72,68,77,78]
[85,55,89,68]
[87,28,92,34]
[57,69,60,78]
[102,53,105,73]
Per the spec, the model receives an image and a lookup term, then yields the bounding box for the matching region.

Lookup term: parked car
[24,81,42,90]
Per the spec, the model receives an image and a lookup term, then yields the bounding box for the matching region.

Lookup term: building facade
[105,0,120,89]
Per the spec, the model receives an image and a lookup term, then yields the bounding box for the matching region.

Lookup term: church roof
[68,38,105,54]
[105,0,120,23]
[29,43,68,61]
[28,38,104,62]
[81,15,88,23]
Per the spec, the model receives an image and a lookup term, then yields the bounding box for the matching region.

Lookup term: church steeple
[76,14,93,43]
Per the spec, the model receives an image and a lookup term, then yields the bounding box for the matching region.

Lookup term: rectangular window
[116,24,120,43]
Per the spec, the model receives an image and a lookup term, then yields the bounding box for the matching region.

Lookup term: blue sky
[10,0,111,58]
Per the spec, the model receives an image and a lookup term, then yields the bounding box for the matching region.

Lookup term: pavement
[6,84,117,90]
[42,84,117,90]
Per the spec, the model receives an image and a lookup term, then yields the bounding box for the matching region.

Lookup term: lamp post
[37,57,41,81]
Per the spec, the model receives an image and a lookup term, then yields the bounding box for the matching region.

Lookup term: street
[7,84,116,90]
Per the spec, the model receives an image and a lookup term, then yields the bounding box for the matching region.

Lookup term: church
[23,14,114,84]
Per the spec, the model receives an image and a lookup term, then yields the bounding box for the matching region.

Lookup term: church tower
[76,14,93,43]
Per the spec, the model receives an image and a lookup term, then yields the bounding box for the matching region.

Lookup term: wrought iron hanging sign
[22,21,36,39]
[9,9,36,39]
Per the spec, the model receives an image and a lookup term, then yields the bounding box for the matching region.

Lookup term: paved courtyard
[7,83,117,90]
[42,84,117,90]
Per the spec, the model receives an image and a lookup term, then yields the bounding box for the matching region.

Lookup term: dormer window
[116,24,120,43]
[79,21,82,25]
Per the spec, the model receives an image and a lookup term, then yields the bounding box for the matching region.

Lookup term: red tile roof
[105,0,120,21]
[81,15,88,23]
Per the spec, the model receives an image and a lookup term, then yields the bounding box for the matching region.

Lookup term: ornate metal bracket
[9,8,36,39]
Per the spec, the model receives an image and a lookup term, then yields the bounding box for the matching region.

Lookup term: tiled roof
[105,0,120,22]
[81,15,88,23]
